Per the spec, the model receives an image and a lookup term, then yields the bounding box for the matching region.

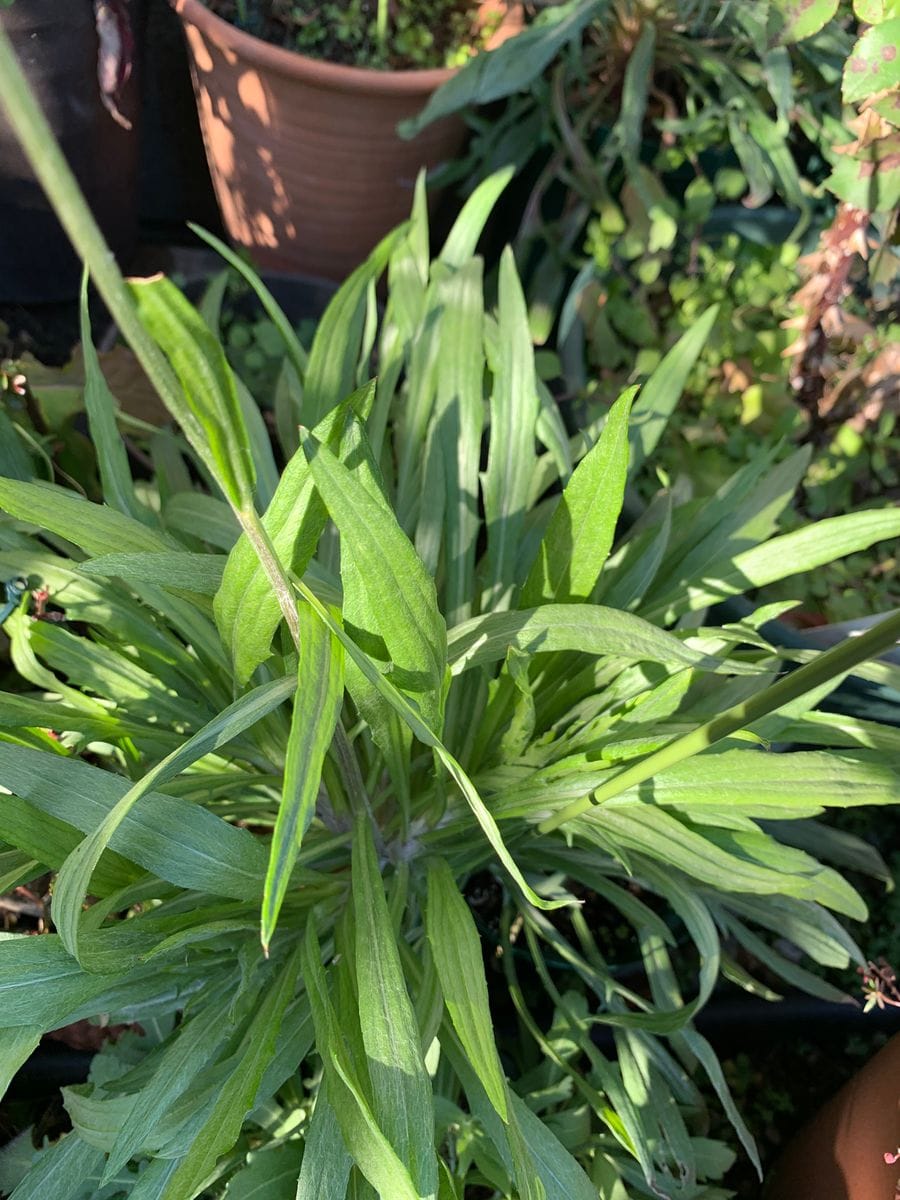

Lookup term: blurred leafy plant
[405,0,851,308]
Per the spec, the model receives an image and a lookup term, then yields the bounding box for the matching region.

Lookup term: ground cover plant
[2,22,900,1200]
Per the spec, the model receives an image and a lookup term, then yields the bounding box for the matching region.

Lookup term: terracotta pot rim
[171,0,516,95]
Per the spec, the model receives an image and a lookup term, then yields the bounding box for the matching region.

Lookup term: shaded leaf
[353,816,438,1196]
[0,743,267,899]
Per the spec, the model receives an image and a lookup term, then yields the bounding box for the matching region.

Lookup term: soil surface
[204,0,491,69]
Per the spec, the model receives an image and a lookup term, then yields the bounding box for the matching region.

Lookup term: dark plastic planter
[715,597,900,728]
[0,0,144,303]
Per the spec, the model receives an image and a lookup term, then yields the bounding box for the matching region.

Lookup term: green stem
[376,0,388,54]
[538,608,900,834]
[0,25,185,424]
[236,507,302,650]
[0,27,312,660]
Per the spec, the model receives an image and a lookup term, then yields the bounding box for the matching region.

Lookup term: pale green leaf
[80,551,225,595]
[301,921,421,1200]
[447,604,716,674]
[294,579,567,913]
[303,229,400,427]
[296,1092,353,1200]
[430,257,484,626]
[483,248,540,607]
[214,386,368,684]
[674,508,900,613]
[103,991,237,1180]
[188,222,308,384]
[0,479,171,555]
[425,859,508,1120]
[0,1024,41,1099]
[4,1133,107,1200]
[438,167,515,267]
[164,493,239,550]
[0,932,204,1031]
[130,275,256,509]
[79,273,147,524]
[0,793,142,896]
[158,949,302,1200]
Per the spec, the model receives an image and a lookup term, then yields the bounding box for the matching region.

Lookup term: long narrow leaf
[296,1091,353,1200]
[301,429,447,728]
[0,480,171,556]
[188,222,309,383]
[483,248,540,608]
[425,859,508,1120]
[541,610,900,832]
[628,306,719,474]
[293,579,566,913]
[79,273,147,524]
[353,816,438,1197]
[262,604,344,950]
[303,229,401,427]
[215,386,368,683]
[438,167,515,268]
[448,604,717,674]
[302,920,421,1200]
[0,745,267,898]
[158,949,301,1200]
[103,991,237,1180]
[52,678,296,962]
[130,275,256,509]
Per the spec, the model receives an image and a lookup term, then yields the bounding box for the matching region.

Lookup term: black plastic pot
[588,989,900,1059]
[138,0,220,240]
[0,0,144,303]
[4,1045,93,1095]
[715,597,900,728]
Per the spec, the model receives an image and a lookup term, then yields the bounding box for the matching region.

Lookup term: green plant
[405,0,851,301]
[202,0,502,70]
[3,23,900,1200]
[567,224,899,622]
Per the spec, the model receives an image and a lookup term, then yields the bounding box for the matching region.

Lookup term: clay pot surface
[173,0,520,279]
[766,1032,900,1200]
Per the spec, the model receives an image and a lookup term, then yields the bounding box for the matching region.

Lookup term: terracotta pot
[172,0,520,280]
[766,1032,900,1200]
